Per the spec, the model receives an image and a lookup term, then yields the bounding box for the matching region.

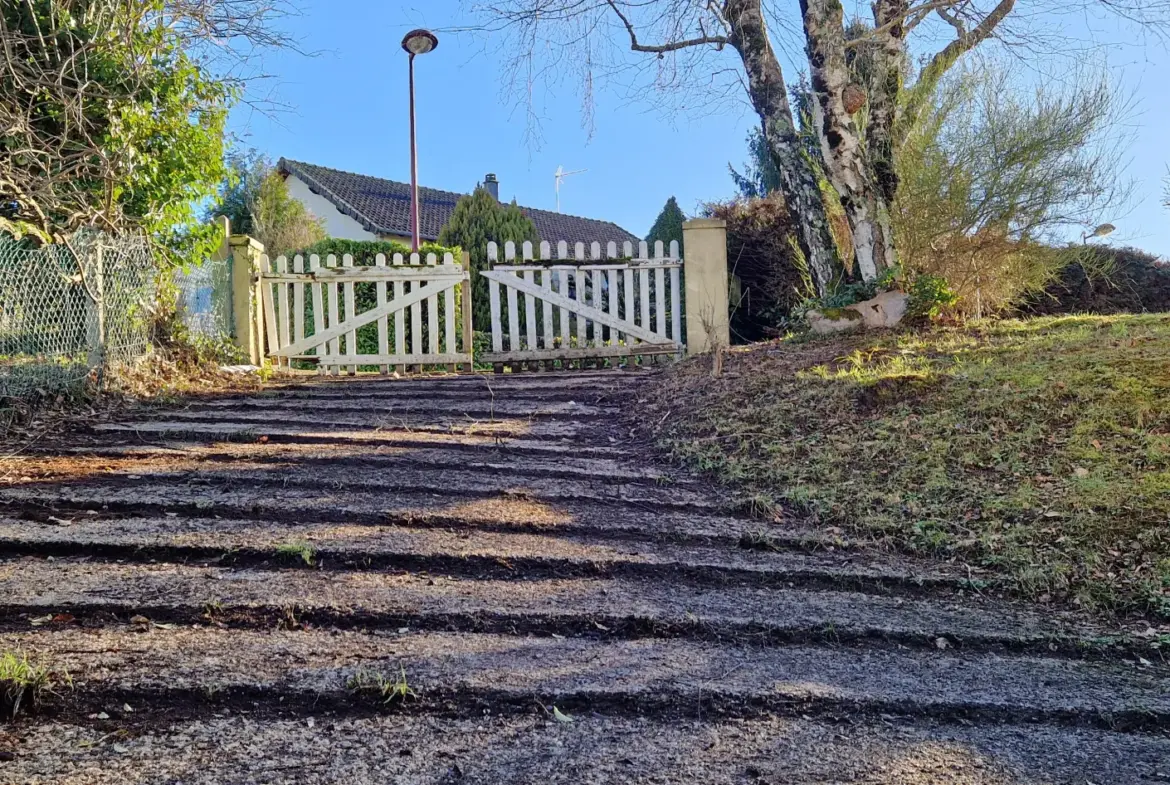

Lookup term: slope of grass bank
[651,314,1170,619]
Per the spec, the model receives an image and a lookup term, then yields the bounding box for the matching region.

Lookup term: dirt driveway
[0,371,1167,784]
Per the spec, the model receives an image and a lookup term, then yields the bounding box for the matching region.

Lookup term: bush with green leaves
[799,266,957,327]
[895,63,1127,317]
[0,1,291,266]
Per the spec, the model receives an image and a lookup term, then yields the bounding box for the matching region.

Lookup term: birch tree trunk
[869,0,908,205]
[724,0,840,295]
[801,0,896,281]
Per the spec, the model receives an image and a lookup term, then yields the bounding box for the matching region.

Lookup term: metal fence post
[86,242,107,369]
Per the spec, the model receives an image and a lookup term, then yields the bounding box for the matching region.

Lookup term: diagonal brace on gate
[481,270,672,346]
[271,275,461,357]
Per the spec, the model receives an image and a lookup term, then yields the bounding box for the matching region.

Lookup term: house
[277,159,639,248]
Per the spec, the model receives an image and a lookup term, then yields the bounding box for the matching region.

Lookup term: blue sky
[229,1,1170,257]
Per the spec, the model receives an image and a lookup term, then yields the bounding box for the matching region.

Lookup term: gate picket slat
[309,255,326,374]
[292,256,305,354]
[639,267,651,338]
[655,266,667,339]
[557,269,570,350]
[592,269,604,347]
[607,269,619,347]
[326,256,340,374]
[343,255,357,375]
[670,266,682,345]
[541,270,554,351]
[276,257,290,353]
[489,276,503,353]
[574,270,587,350]
[409,254,423,369]
[375,254,389,374]
[506,275,520,352]
[260,257,279,360]
[623,268,635,343]
[523,269,537,351]
[393,254,406,375]
[444,272,457,360]
[427,254,439,359]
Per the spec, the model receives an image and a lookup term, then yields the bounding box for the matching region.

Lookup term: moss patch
[650,315,1170,618]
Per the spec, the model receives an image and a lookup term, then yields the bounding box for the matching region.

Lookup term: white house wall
[285,174,378,241]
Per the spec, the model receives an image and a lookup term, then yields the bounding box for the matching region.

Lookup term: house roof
[277,159,639,246]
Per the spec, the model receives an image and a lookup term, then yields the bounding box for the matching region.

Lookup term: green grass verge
[652,314,1170,618]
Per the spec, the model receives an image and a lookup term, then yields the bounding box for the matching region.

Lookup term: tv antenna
[554,166,587,213]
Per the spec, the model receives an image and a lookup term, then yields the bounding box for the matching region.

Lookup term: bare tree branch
[605,0,728,52]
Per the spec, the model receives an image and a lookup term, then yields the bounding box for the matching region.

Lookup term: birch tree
[463,0,1169,294]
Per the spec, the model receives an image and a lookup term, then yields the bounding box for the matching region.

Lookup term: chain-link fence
[0,233,157,401]
[173,255,233,339]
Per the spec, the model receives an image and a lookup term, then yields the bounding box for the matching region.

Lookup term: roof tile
[278,159,639,247]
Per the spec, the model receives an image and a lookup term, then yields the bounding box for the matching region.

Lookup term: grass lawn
[652,314,1170,619]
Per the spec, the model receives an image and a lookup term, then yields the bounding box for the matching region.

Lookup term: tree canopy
[209,153,326,257]
[463,0,1168,296]
[0,0,294,262]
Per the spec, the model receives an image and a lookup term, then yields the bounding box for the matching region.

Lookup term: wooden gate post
[681,218,729,356]
[230,234,266,365]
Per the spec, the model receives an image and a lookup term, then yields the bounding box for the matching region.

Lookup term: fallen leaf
[553,706,574,723]
[29,615,53,627]
[935,637,950,650]
[130,615,150,625]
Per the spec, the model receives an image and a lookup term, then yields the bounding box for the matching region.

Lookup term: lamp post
[402,29,439,252]
[1082,223,1115,245]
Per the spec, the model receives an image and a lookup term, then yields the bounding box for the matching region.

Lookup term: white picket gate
[259,251,472,375]
[481,240,684,368]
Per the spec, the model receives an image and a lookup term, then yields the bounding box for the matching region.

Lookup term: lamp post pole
[408,52,419,252]
[401,29,438,254]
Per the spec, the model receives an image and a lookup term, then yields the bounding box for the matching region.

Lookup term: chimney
[483,173,499,201]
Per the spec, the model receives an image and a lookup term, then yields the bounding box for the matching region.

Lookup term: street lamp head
[1089,223,1116,239]
[402,29,438,56]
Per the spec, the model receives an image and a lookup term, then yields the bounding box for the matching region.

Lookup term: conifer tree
[439,187,539,330]
[645,197,686,257]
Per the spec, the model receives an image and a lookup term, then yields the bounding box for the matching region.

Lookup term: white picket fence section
[259,252,471,375]
[481,239,683,366]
